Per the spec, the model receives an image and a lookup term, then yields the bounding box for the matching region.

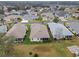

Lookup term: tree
[56,6,59,8]
[72,16,75,18]
[59,7,65,11]
[0,36,16,56]
[53,17,59,23]
[17,17,22,22]
[1,19,5,25]
[34,16,43,22]
[7,7,12,12]
[0,10,4,14]
[77,17,79,20]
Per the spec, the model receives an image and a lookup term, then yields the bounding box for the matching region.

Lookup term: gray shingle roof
[30,23,50,39]
[6,23,26,38]
[68,21,79,34]
[48,22,73,39]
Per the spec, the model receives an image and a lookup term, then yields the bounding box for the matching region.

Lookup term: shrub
[29,52,32,55]
[33,53,39,57]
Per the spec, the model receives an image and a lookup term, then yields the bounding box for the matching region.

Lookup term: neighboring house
[59,17,68,22]
[41,12,54,21]
[67,45,79,57]
[30,23,50,42]
[10,10,27,15]
[3,6,8,12]
[22,13,38,21]
[30,11,38,16]
[72,13,79,18]
[47,22,73,39]
[5,23,26,41]
[55,11,70,18]
[64,8,72,13]
[67,20,79,36]
[71,8,79,13]
[4,15,21,23]
[0,25,7,33]
[65,7,79,13]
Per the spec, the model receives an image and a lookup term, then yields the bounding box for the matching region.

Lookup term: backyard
[13,36,79,57]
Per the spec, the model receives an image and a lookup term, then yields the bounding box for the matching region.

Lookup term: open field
[13,37,79,57]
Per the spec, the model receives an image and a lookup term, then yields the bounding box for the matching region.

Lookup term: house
[5,23,26,41]
[67,45,79,57]
[3,6,8,12]
[64,8,72,13]
[59,17,68,22]
[41,12,54,21]
[4,14,22,23]
[10,10,27,15]
[55,11,70,18]
[72,13,79,18]
[22,12,38,21]
[30,11,38,16]
[30,23,50,42]
[66,20,79,36]
[65,7,79,13]
[0,25,7,33]
[47,22,73,39]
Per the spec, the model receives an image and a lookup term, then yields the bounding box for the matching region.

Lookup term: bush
[29,52,32,55]
[17,18,22,22]
[33,53,39,57]
[53,17,59,23]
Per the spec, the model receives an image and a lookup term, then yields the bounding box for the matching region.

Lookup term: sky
[0,0,78,1]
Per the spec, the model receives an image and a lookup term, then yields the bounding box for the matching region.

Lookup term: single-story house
[22,13,38,21]
[5,23,27,41]
[67,45,79,57]
[30,23,50,42]
[55,11,70,18]
[4,15,22,23]
[41,12,54,21]
[67,20,79,36]
[47,22,73,39]
[59,17,68,22]
[72,13,79,18]
[10,10,27,15]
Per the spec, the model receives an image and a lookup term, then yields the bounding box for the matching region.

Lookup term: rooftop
[67,21,79,34]
[48,22,73,39]
[6,23,26,38]
[30,23,50,39]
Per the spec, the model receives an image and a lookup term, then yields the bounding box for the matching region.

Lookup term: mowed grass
[13,37,79,57]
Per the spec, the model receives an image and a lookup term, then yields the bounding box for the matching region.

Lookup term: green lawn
[23,24,31,44]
